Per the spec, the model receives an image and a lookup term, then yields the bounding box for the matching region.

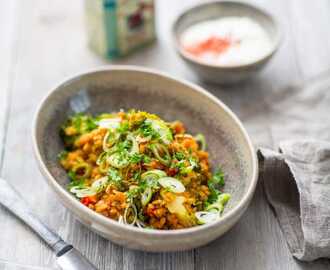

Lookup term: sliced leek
[141,187,153,206]
[126,133,139,155]
[207,193,231,213]
[98,118,121,129]
[71,162,91,179]
[70,176,108,198]
[107,152,129,169]
[124,204,137,225]
[158,177,185,193]
[103,130,120,151]
[194,134,206,151]
[195,211,219,224]
[141,169,166,181]
[145,119,173,145]
[150,143,171,166]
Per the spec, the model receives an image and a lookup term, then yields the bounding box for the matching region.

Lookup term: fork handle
[0,178,70,254]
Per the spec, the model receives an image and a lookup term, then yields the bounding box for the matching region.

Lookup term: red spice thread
[184,36,233,56]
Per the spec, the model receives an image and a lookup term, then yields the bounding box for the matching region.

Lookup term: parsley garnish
[58,150,68,160]
[71,113,97,134]
[211,169,225,187]
[138,120,159,139]
[130,153,143,164]
[174,152,185,161]
[117,121,129,134]
[67,171,86,189]
[207,168,225,203]
[142,155,151,163]
[107,168,122,188]
[133,171,141,181]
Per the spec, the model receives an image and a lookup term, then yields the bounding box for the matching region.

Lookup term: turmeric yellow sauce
[59,110,230,229]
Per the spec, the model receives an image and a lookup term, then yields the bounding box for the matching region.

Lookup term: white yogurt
[180,17,273,66]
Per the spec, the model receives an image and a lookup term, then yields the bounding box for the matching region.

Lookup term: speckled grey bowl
[173,1,281,84]
[33,66,258,252]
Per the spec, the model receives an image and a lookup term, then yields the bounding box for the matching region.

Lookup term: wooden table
[1,0,330,269]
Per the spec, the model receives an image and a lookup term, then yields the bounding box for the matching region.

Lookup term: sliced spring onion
[141,187,153,206]
[136,219,147,228]
[126,133,139,155]
[158,177,185,193]
[180,158,199,175]
[98,118,121,129]
[98,159,108,174]
[118,215,124,224]
[195,211,219,224]
[218,193,231,205]
[96,151,107,166]
[70,185,96,198]
[206,193,231,213]
[123,204,137,225]
[107,152,129,169]
[206,203,224,213]
[194,134,206,151]
[103,130,120,151]
[150,144,171,166]
[145,119,173,145]
[141,169,166,181]
[72,163,91,179]
[70,176,109,198]
[91,176,109,192]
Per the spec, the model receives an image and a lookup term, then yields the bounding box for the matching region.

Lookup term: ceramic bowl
[33,66,258,252]
[173,1,281,84]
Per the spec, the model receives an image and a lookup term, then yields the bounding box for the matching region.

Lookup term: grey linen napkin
[258,140,330,261]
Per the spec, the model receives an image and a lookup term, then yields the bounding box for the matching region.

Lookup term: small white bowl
[173,1,282,84]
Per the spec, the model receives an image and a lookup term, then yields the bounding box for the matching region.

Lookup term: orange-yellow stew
[59,110,230,229]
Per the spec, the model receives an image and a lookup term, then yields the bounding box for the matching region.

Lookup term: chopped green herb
[211,169,225,187]
[58,150,68,160]
[133,171,141,181]
[71,113,97,134]
[174,152,185,161]
[67,171,86,190]
[207,168,225,203]
[117,121,129,134]
[189,157,199,170]
[107,168,122,188]
[142,155,151,163]
[130,153,143,164]
[68,170,77,181]
[138,120,159,139]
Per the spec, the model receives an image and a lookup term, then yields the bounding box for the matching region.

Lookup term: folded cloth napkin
[258,140,330,261]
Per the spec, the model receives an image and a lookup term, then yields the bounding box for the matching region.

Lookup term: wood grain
[0,1,19,173]
[0,0,330,269]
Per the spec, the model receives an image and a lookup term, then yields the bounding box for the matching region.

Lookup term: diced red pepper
[167,167,178,176]
[80,195,97,206]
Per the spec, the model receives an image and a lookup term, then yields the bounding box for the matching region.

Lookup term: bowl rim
[172,0,283,70]
[32,65,258,236]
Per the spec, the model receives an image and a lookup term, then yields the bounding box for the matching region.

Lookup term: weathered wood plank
[0,1,19,171]
[288,0,330,78]
[1,0,330,269]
